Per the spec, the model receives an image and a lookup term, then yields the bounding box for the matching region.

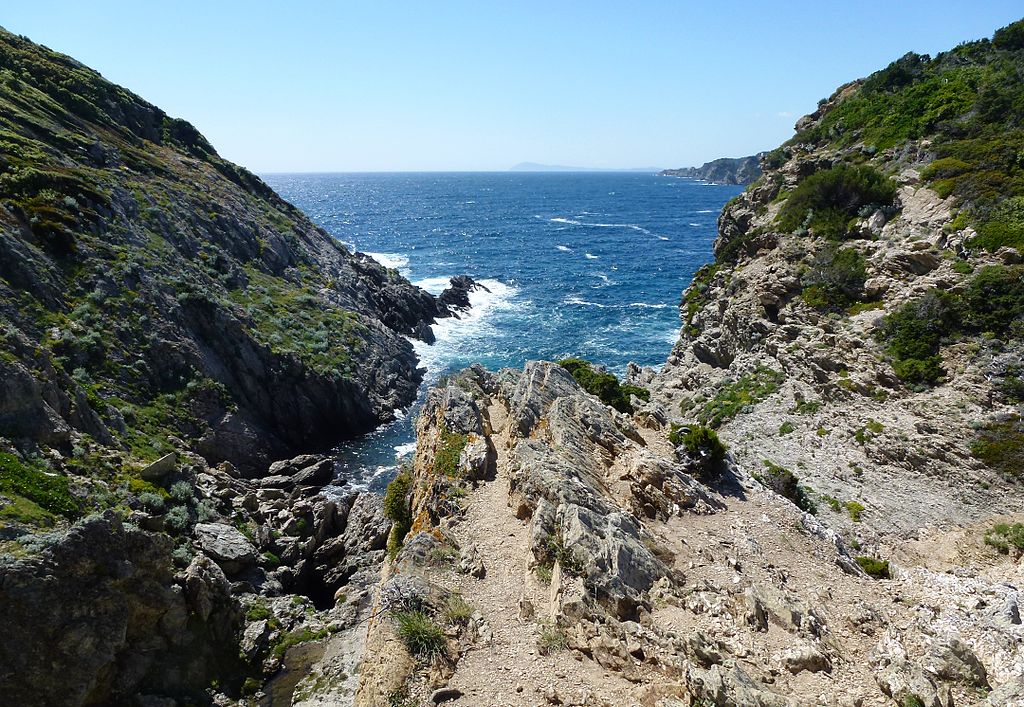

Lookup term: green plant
[383,471,413,557]
[970,417,1023,478]
[845,501,866,522]
[392,610,446,659]
[558,357,644,413]
[0,452,79,519]
[138,491,165,513]
[443,595,473,626]
[262,551,281,567]
[983,522,1024,553]
[778,421,795,435]
[535,562,553,586]
[272,627,328,659]
[855,556,890,579]
[822,495,842,512]
[668,424,727,471]
[434,428,468,478]
[543,533,586,577]
[246,601,272,622]
[755,460,817,514]
[163,505,190,534]
[537,623,568,654]
[777,164,898,239]
[801,246,870,311]
[792,400,822,415]
[168,480,194,504]
[697,365,785,427]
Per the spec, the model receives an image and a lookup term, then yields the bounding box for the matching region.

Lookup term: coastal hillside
[354,20,1024,707]
[659,154,763,185]
[0,28,473,705]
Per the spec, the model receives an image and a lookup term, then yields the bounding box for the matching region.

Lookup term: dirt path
[440,402,640,706]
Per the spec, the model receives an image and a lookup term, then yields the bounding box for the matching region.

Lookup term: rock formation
[659,155,764,185]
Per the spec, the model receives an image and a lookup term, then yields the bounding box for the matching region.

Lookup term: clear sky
[3,2,1022,172]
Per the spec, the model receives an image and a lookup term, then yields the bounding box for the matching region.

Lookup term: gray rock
[140,452,177,481]
[194,523,257,573]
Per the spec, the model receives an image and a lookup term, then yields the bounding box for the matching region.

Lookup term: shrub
[845,501,865,522]
[876,290,957,384]
[383,471,413,557]
[801,246,869,311]
[433,428,467,478]
[970,417,1023,478]
[164,505,190,534]
[669,424,727,474]
[778,421,795,435]
[777,165,898,239]
[168,480,194,504]
[138,491,165,513]
[558,358,642,413]
[537,623,568,654]
[755,460,817,514]
[392,610,446,659]
[855,556,890,579]
[983,522,1024,553]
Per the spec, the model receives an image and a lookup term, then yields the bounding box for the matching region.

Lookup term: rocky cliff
[659,155,764,185]
[0,28,474,706]
[353,19,1024,707]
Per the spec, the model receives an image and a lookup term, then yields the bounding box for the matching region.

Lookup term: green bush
[138,491,165,513]
[844,500,865,522]
[983,522,1024,553]
[383,471,413,557]
[755,460,817,514]
[801,246,869,311]
[878,266,1024,384]
[0,452,79,518]
[392,610,446,659]
[778,421,795,435]
[970,417,1023,478]
[777,165,898,239]
[163,505,190,534]
[698,365,785,427]
[855,556,890,579]
[558,358,645,413]
[433,428,467,478]
[669,424,727,470]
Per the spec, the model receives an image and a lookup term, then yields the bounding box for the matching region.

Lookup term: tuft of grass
[537,623,568,655]
[392,610,446,659]
[855,556,890,579]
[443,595,473,626]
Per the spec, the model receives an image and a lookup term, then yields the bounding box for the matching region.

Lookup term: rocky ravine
[354,363,1023,706]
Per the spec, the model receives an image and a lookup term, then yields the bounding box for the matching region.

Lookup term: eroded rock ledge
[354,362,1024,706]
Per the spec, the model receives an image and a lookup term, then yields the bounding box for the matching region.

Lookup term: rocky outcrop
[0,513,241,706]
[0,28,460,475]
[659,154,764,185]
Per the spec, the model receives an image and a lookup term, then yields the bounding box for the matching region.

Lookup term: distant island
[659,153,764,184]
[509,161,662,172]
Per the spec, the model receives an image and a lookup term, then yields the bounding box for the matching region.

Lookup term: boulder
[194,523,257,574]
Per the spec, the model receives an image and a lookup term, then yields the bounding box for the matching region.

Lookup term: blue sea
[262,172,742,489]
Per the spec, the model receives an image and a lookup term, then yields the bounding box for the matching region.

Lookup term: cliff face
[353,20,1024,707]
[659,155,763,185]
[0,28,441,478]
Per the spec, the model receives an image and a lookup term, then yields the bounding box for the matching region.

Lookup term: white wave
[413,276,453,295]
[689,223,701,227]
[394,441,417,457]
[658,236,670,241]
[365,252,409,270]
[591,272,613,285]
[696,209,715,213]
[556,245,572,252]
[411,278,521,382]
[629,302,670,309]
[565,296,608,308]
[549,217,652,236]
[585,253,599,259]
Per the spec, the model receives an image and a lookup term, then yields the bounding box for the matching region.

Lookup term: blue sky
[4,2,1022,172]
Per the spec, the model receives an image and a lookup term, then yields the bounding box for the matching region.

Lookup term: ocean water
[262,172,742,489]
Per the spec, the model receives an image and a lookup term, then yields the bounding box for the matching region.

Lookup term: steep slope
[0,27,443,486]
[354,19,1024,707]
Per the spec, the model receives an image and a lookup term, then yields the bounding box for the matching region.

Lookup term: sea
[262,172,743,491]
